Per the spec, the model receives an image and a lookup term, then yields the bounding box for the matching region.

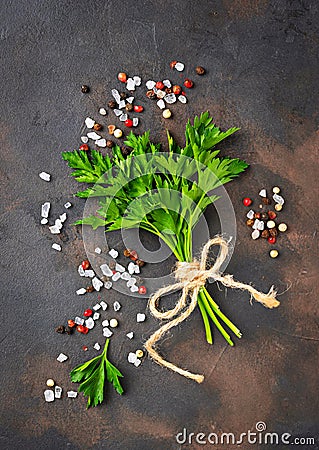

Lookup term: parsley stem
[198,297,213,344]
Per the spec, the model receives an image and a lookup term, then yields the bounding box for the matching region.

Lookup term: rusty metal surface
[0,0,318,449]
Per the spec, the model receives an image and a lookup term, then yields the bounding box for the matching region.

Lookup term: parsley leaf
[70,339,123,408]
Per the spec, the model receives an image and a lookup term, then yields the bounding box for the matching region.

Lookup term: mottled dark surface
[1,0,318,449]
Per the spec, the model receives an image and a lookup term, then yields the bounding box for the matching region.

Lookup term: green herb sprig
[63,112,248,345]
[70,339,123,408]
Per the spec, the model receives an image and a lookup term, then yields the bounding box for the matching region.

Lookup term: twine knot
[144,236,280,384]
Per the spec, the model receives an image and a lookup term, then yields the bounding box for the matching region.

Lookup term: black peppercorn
[124,249,131,257]
[269,228,278,237]
[195,66,205,75]
[93,123,103,131]
[109,260,116,270]
[108,100,116,109]
[106,139,114,148]
[65,326,74,335]
[81,85,89,93]
[55,325,65,334]
[261,212,268,220]
[126,103,133,112]
[136,259,145,267]
[120,92,127,100]
[261,229,270,238]
[246,219,254,227]
[262,197,271,205]
[121,146,131,156]
[86,285,94,293]
[165,87,173,94]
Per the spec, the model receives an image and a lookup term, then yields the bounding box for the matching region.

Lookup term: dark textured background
[1,0,318,449]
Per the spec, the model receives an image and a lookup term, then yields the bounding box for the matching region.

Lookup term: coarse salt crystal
[44,390,54,402]
[57,353,68,363]
[273,193,285,205]
[127,278,136,287]
[85,317,95,329]
[115,263,125,272]
[128,262,135,275]
[75,317,84,325]
[259,189,267,198]
[52,243,61,251]
[130,285,138,293]
[157,99,165,109]
[92,277,103,291]
[126,96,135,104]
[103,327,113,337]
[59,213,67,223]
[128,352,137,364]
[252,229,260,240]
[100,264,113,277]
[41,218,48,225]
[39,172,51,182]
[41,202,51,218]
[87,131,101,140]
[96,139,107,148]
[134,358,141,367]
[102,319,109,327]
[120,272,130,280]
[136,313,146,323]
[76,288,86,295]
[109,249,118,258]
[54,386,62,399]
[93,312,100,320]
[146,80,156,89]
[112,272,121,282]
[178,95,187,104]
[100,301,107,310]
[93,304,101,313]
[114,109,123,117]
[252,219,260,230]
[246,210,254,219]
[78,265,85,276]
[93,343,101,351]
[126,78,135,90]
[112,89,121,103]
[164,93,176,104]
[163,79,172,88]
[126,332,134,339]
[99,108,107,116]
[64,202,72,209]
[113,301,121,312]
[67,391,78,398]
[119,113,128,122]
[133,76,141,86]
[95,247,102,254]
[118,100,126,109]
[257,221,265,231]
[175,62,184,71]
[133,118,139,127]
[104,281,112,289]
[85,117,95,128]
[81,136,89,143]
[133,264,140,274]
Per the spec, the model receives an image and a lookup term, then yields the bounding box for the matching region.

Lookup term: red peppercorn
[83,309,93,317]
[170,60,177,69]
[181,91,187,96]
[172,85,182,95]
[268,211,277,220]
[81,259,90,270]
[243,197,252,207]
[82,346,88,351]
[124,119,133,128]
[130,250,138,261]
[138,285,147,295]
[79,144,89,151]
[118,72,127,83]
[67,319,76,328]
[155,81,165,90]
[76,325,89,334]
[268,236,276,244]
[254,212,261,219]
[134,105,144,113]
[183,78,194,89]
[112,270,117,274]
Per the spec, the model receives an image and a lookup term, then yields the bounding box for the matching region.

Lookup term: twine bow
[144,236,280,383]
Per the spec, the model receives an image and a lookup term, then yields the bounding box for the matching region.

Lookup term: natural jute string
[144,236,280,383]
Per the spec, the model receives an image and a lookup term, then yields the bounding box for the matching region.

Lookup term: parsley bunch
[70,339,123,408]
[63,112,248,345]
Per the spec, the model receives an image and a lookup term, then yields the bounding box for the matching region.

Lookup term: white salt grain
[67,391,78,398]
[112,89,121,103]
[114,109,123,117]
[54,386,62,399]
[95,247,102,254]
[99,108,107,116]
[146,80,156,89]
[93,312,100,320]
[100,264,113,277]
[103,327,113,338]
[44,390,54,402]
[128,352,137,364]
[133,76,141,86]
[85,117,95,128]
[157,99,165,109]
[109,249,118,258]
[56,353,68,363]
[100,301,107,310]
[104,281,112,289]
[76,288,86,295]
[136,313,146,323]
[175,62,185,71]
[112,272,121,282]
[118,100,126,109]
[39,172,51,182]
[41,218,48,225]
[93,343,101,351]
[102,319,109,327]
[246,209,254,219]
[113,301,121,312]
[251,229,260,240]
[87,131,101,140]
[273,193,285,205]
[126,96,135,103]
[96,139,107,148]
[120,272,131,280]
[126,78,135,91]
[163,79,172,88]
[92,277,103,291]
[134,358,141,367]
[178,95,187,104]
[41,202,51,218]
[126,332,134,339]
[164,93,176,104]
[132,118,139,127]
[119,113,128,122]
[64,202,72,209]
[75,317,84,325]
[59,213,67,223]
[81,136,89,143]
[78,265,85,276]
[115,263,125,272]
[93,303,101,311]
[259,189,267,197]
[130,285,138,293]
[52,243,62,251]
[128,262,135,275]
[127,278,136,287]
[85,317,95,329]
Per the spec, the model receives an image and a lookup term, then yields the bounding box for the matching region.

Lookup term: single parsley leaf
[70,339,124,408]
